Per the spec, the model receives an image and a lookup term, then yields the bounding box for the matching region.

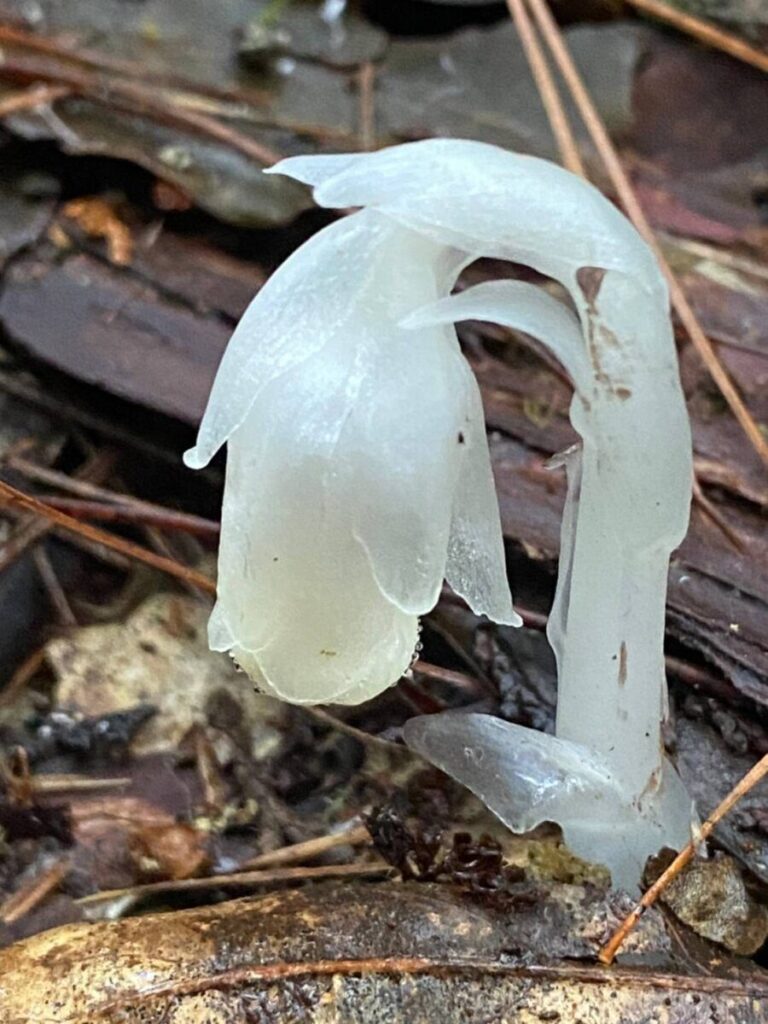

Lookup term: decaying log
[0,881,766,1023]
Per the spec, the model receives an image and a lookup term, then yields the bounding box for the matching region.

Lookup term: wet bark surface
[1,881,767,1024]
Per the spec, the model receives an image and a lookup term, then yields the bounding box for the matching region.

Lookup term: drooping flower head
[185,200,518,705]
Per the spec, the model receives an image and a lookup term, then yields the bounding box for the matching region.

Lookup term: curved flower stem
[523,0,768,469]
[407,277,681,801]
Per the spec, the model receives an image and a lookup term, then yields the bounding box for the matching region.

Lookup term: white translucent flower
[264,138,695,890]
[188,138,696,889]
[185,207,518,705]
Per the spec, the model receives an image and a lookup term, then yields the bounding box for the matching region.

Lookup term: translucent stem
[553,440,669,798]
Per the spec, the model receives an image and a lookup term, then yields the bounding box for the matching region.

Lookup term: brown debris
[129,822,210,882]
[61,197,134,266]
[366,804,526,901]
[648,851,768,956]
[151,178,193,213]
[0,800,71,845]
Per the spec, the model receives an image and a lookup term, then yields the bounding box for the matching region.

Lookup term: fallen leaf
[47,592,286,761]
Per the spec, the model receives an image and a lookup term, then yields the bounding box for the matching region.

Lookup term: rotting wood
[0,882,765,1023]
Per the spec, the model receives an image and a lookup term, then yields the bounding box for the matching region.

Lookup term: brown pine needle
[30,774,131,794]
[599,750,768,964]
[0,478,216,595]
[7,456,220,537]
[692,475,745,554]
[0,857,70,925]
[626,0,768,76]
[505,0,584,175]
[0,646,47,709]
[32,544,77,625]
[76,861,389,907]
[357,61,376,152]
[519,0,768,470]
[36,495,221,537]
[238,822,371,872]
[0,83,71,117]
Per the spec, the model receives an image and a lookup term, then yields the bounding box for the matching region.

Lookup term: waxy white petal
[192,206,511,702]
[184,209,419,470]
[212,336,419,705]
[272,139,660,292]
[403,279,591,393]
[445,362,519,625]
[333,327,469,615]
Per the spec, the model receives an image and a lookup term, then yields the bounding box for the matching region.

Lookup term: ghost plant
[186,139,695,890]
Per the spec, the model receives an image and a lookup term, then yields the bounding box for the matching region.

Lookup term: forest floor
[0,1,767,1020]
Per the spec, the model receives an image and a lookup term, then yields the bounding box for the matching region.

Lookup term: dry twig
[0,478,216,594]
[691,475,745,554]
[0,449,116,575]
[239,822,371,872]
[625,0,768,75]
[31,496,220,537]
[0,52,282,168]
[91,955,768,1015]
[0,646,47,709]
[8,456,219,537]
[0,82,71,117]
[0,858,70,925]
[32,545,78,625]
[0,23,270,108]
[599,751,768,963]
[357,61,376,152]
[413,659,493,698]
[304,706,406,753]
[505,0,583,175]
[76,861,390,907]
[29,774,131,794]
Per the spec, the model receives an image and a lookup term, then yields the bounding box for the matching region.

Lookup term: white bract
[184,201,518,705]
[186,139,696,889]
